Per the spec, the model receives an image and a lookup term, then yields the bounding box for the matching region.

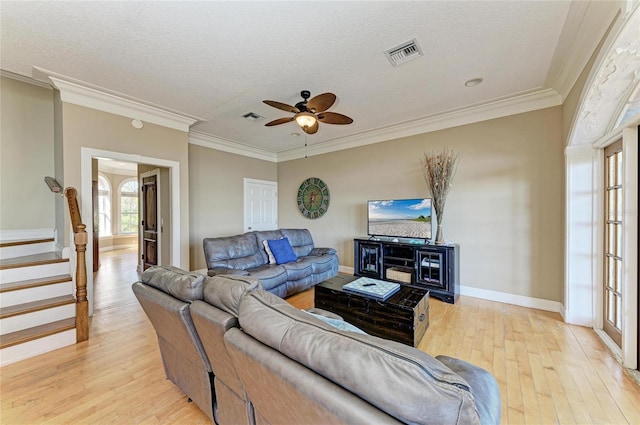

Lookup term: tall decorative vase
[423,149,458,246]
[435,223,444,245]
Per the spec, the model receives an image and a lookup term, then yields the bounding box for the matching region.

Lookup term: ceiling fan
[263,90,353,134]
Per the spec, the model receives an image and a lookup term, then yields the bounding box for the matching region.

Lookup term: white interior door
[244,178,277,232]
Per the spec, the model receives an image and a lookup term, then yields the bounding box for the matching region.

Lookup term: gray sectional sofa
[133,266,502,425]
[203,228,338,298]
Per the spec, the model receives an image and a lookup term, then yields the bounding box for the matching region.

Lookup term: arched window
[97,174,111,236]
[119,179,139,234]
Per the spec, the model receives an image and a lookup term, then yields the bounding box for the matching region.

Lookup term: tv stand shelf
[354,238,460,304]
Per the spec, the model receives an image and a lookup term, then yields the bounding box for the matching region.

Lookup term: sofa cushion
[253,230,284,263]
[299,255,334,274]
[280,229,314,257]
[267,238,297,264]
[203,233,265,270]
[141,265,204,302]
[203,274,262,317]
[282,260,313,281]
[238,288,481,425]
[245,264,288,291]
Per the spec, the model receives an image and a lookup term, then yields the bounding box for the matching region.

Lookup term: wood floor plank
[1,257,639,424]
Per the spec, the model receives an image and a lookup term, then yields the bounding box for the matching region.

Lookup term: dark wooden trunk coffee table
[314,274,429,347]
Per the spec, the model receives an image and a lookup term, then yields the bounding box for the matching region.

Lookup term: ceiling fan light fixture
[295,112,317,128]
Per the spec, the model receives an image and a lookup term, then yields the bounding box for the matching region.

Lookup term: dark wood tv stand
[353,238,460,304]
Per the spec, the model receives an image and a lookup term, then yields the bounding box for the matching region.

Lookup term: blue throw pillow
[267,238,297,264]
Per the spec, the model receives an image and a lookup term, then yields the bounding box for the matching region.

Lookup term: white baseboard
[460,285,564,314]
[337,265,564,315]
[99,244,137,253]
[339,265,354,274]
[0,228,55,241]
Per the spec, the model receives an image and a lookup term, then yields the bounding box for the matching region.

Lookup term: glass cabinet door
[416,250,444,289]
[358,243,381,277]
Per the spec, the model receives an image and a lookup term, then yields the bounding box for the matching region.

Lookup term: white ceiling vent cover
[384,38,423,67]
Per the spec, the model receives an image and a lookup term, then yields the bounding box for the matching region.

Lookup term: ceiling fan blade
[263,100,300,113]
[318,112,353,125]
[307,93,336,113]
[302,120,319,134]
[265,117,294,126]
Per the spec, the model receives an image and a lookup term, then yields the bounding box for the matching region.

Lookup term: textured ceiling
[0,1,595,154]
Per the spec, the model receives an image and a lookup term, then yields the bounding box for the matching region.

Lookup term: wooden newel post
[64,187,90,343]
[74,223,89,342]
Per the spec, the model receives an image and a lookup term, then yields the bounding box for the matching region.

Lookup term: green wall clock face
[297,177,330,219]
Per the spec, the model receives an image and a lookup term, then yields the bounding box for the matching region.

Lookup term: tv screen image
[368,198,432,240]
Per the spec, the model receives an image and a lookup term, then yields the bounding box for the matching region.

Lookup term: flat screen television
[367,198,433,240]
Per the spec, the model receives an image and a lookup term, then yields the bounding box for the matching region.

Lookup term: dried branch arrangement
[422,149,459,243]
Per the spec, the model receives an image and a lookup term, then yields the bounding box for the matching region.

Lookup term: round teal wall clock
[297,177,330,219]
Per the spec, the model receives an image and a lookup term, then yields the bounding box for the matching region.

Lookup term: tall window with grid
[97,174,111,236]
[604,140,623,347]
[120,179,139,235]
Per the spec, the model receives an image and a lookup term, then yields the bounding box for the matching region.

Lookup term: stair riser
[0,242,57,260]
[0,229,54,242]
[0,281,74,308]
[0,262,70,284]
[0,329,75,367]
[1,304,75,335]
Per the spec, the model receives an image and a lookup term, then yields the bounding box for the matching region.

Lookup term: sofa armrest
[208,267,250,277]
[435,355,501,425]
[310,247,336,256]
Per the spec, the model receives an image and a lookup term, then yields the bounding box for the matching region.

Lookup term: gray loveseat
[133,266,502,425]
[203,228,338,298]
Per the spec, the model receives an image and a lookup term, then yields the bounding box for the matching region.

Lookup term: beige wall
[277,106,565,302]
[0,77,55,231]
[60,103,190,268]
[188,144,277,270]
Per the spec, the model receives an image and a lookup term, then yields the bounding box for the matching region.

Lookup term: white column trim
[622,127,638,369]
[564,144,597,326]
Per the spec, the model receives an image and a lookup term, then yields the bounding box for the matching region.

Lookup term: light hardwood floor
[2,249,639,424]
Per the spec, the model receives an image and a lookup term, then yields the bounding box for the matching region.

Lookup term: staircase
[0,236,77,366]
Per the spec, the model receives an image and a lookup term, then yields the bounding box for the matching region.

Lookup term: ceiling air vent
[384,38,423,67]
[242,112,263,121]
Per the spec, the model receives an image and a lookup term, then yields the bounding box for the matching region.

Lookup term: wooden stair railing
[44,177,89,342]
[63,187,89,342]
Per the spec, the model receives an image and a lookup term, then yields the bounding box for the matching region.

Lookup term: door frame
[140,168,161,271]
[591,126,639,369]
[81,147,181,315]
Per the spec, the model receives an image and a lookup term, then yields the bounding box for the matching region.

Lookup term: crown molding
[0,69,53,89]
[33,67,202,132]
[545,0,622,101]
[276,88,562,162]
[189,130,278,162]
